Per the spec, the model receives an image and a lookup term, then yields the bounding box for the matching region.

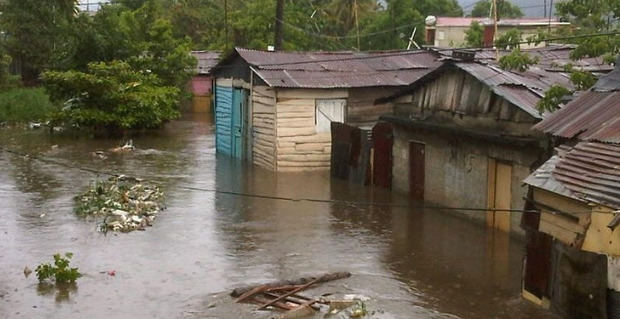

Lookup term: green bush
[42,60,180,134]
[0,87,57,123]
[35,252,82,284]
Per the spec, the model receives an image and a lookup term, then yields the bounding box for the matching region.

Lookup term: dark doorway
[372,122,393,189]
[409,141,425,200]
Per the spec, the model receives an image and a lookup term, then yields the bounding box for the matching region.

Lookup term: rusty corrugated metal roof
[524,142,620,209]
[438,46,613,73]
[534,61,620,143]
[192,51,221,75]
[233,48,442,88]
[452,62,572,119]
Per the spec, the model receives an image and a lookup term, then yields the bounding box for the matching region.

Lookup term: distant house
[521,61,620,318]
[189,51,220,113]
[211,48,441,171]
[376,47,609,235]
[424,16,570,48]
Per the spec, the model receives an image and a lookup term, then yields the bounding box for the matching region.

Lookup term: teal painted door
[232,88,247,159]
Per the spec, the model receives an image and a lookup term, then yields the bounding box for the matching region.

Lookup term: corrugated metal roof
[438,46,613,73]
[534,62,620,143]
[524,142,620,209]
[192,51,221,75]
[233,48,442,88]
[453,62,572,119]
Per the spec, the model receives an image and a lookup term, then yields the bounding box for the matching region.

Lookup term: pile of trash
[75,175,165,232]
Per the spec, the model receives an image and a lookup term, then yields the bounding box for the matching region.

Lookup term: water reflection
[0,114,557,319]
[36,282,78,303]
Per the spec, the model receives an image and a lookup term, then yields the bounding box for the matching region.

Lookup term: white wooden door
[315,99,346,133]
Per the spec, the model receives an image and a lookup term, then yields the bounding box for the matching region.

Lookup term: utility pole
[224,0,229,51]
[548,0,554,34]
[274,0,284,50]
[493,0,499,61]
[354,0,360,51]
[544,0,547,18]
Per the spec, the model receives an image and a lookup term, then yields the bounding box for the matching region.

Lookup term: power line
[0,145,616,215]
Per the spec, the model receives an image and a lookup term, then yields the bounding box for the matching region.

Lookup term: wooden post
[354,0,360,50]
[275,0,285,50]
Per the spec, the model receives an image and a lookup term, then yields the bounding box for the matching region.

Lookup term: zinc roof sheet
[234,48,442,88]
[524,142,620,209]
[534,62,620,143]
[192,51,221,75]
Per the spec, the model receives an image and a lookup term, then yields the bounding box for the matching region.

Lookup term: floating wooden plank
[257,278,320,310]
[230,272,351,298]
[236,285,268,303]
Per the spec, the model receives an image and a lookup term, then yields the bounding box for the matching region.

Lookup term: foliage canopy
[43,61,180,133]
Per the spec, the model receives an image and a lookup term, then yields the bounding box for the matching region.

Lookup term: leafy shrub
[537,85,573,113]
[499,49,540,72]
[35,253,82,284]
[0,87,57,123]
[495,28,522,50]
[42,61,180,134]
[464,21,484,47]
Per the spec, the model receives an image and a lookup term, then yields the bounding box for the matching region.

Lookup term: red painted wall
[191,76,212,96]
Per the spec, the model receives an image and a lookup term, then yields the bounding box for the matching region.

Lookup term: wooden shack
[375,45,618,234]
[211,48,441,171]
[189,51,220,113]
[521,63,620,318]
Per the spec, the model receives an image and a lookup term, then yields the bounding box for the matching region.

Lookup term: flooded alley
[0,115,556,319]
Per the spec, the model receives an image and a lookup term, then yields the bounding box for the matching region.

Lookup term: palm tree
[326,0,377,35]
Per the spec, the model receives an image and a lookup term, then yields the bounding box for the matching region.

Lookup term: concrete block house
[211,48,441,171]
[376,47,610,235]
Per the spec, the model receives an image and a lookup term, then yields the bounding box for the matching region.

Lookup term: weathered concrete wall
[392,126,543,235]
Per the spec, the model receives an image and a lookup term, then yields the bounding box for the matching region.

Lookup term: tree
[464,21,484,47]
[43,61,181,134]
[498,49,539,72]
[537,85,572,113]
[494,28,522,50]
[470,0,523,18]
[556,0,620,61]
[326,0,378,35]
[0,0,79,83]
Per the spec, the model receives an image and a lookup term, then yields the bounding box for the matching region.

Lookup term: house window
[315,99,346,133]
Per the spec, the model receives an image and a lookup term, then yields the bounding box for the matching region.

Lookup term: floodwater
[0,114,557,319]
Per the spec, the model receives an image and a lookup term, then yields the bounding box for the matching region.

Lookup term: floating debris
[75,175,165,232]
[110,140,134,153]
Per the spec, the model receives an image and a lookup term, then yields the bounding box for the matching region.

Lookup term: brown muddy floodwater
[0,115,557,319]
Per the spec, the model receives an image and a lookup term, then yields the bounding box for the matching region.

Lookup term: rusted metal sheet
[549,241,608,319]
[192,51,220,75]
[535,90,620,143]
[524,142,620,209]
[330,123,370,184]
[330,122,356,180]
[408,141,425,200]
[372,122,393,189]
[535,61,620,143]
[232,48,442,88]
[524,230,552,298]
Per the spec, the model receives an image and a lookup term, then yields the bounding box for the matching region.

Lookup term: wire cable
[0,145,615,215]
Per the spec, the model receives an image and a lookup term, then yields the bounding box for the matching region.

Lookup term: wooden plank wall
[275,89,347,172]
[404,70,536,123]
[252,86,277,170]
[347,87,400,127]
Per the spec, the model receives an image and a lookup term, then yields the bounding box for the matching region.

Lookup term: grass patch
[0,87,57,123]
